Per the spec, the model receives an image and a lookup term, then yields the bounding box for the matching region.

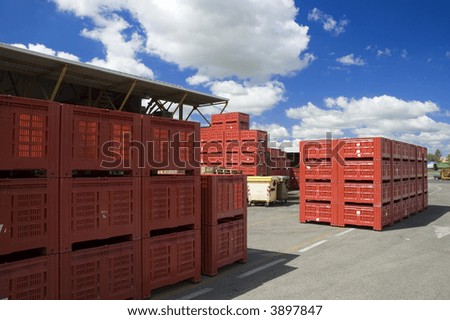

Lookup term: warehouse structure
[0,43,228,122]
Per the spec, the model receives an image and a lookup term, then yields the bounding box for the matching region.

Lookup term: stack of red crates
[268,148,291,176]
[0,94,203,299]
[137,115,202,298]
[59,103,142,299]
[200,175,247,276]
[299,138,428,230]
[201,112,269,176]
[0,95,59,299]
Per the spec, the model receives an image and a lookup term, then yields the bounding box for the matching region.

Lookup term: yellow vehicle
[434,169,450,180]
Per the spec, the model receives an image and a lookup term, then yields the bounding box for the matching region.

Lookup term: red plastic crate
[200,128,224,142]
[393,180,403,201]
[424,192,428,209]
[342,182,392,205]
[417,177,424,195]
[201,141,224,154]
[341,203,392,231]
[142,229,201,298]
[240,130,268,142]
[392,141,402,159]
[417,194,424,212]
[339,137,392,159]
[224,130,240,142]
[0,95,59,176]
[142,175,200,235]
[241,140,266,153]
[289,168,299,190]
[0,178,58,256]
[300,159,334,181]
[59,177,141,253]
[60,240,141,299]
[392,201,404,222]
[392,161,402,180]
[239,164,268,176]
[300,139,333,159]
[0,254,58,300]
[301,182,335,202]
[142,116,199,174]
[339,160,392,181]
[201,175,247,225]
[60,104,141,176]
[201,153,224,166]
[240,152,266,166]
[211,112,249,130]
[270,168,290,176]
[202,218,247,276]
[225,152,240,164]
[409,179,417,197]
[300,201,339,225]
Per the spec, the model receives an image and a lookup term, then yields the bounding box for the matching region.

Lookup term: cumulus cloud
[250,122,290,140]
[308,8,349,35]
[336,54,366,66]
[377,48,391,57]
[12,43,80,61]
[401,49,408,59]
[207,80,285,116]
[286,95,449,152]
[51,0,314,114]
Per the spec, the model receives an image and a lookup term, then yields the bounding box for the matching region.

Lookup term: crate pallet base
[59,240,141,300]
[142,229,201,298]
[299,202,341,226]
[202,218,247,277]
[0,254,59,300]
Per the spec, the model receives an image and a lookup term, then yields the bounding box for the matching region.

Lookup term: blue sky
[1,0,449,154]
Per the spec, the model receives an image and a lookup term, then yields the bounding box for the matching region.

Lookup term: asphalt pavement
[149,177,450,300]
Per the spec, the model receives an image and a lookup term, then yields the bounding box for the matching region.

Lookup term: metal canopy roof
[0,43,228,107]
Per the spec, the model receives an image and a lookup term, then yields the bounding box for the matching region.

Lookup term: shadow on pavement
[387,204,450,231]
[148,248,299,300]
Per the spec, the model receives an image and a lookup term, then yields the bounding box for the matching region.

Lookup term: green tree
[427,153,435,162]
[434,149,442,162]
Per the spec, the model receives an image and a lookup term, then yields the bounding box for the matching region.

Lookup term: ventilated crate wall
[60,104,141,177]
[200,175,247,276]
[142,229,201,298]
[0,95,60,176]
[299,138,428,230]
[1,95,203,300]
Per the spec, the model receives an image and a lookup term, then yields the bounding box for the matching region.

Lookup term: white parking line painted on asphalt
[429,187,442,196]
[236,258,287,279]
[177,288,214,300]
[334,228,355,237]
[298,240,328,253]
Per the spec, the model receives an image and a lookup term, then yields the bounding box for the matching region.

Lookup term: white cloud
[12,43,80,61]
[286,95,450,153]
[308,7,349,35]
[401,49,408,59]
[377,48,391,57]
[208,80,285,116]
[250,122,290,140]
[336,54,365,66]
[446,51,450,58]
[51,0,314,114]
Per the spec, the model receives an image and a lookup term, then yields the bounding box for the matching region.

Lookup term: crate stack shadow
[299,138,428,231]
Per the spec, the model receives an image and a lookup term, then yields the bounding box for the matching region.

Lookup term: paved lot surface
[150,177,450,300]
